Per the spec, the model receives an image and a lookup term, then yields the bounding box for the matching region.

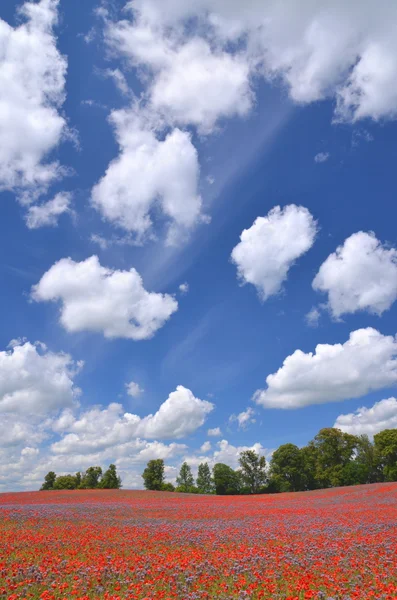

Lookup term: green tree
[213,463,241,495]
[269,444,304,492]
[196,462,214,494]
[354,434,381,484]
[313,428,359,488]
[40,471,57,491]
[75,472,82,488]
[142,459,165,490]
[80,466,103,489]
[53,474,78,490]
[238,450,267,494]
[374,429,397,481]
[176,462,194,492]
[300,442,320,490]
[161,482,175,492]
[100,464,122,489]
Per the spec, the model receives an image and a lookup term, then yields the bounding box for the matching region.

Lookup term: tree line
[40,464,122,490]
[142,427,397,494]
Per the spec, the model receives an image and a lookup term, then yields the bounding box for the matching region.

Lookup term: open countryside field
[0,484,397,600]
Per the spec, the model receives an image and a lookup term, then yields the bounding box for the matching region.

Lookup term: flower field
[0,484,396,600]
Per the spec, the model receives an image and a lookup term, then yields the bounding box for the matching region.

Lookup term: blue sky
[1,0,397,490]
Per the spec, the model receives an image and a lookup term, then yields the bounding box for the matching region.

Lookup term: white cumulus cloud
[0,0,67,201]
[31,255,178,340]
[179,282,189,295]
[231,205,317,300]
[313,231,397,318]
[229,407,256,430]
[126,381,144,398]
[200,441,211,452]
[314,152,330,163]
[185,439,272,472]
[334,397,397,437]
[0,339,81,416]
[106,14,252,133]
[105,1,397,124]
[254,328,397,409]
[91,107,203,246]
[207,427,222,437]
[51,385,214,454]
[305,306,321,327]
[25,192,73,229]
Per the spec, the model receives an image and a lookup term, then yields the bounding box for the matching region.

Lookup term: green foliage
[176,462,194,493]
[40,471,57,491]
[269,444,304,492]
[53,474,79,490]
[100,464,122,489]
[299,442,321,491]
[80,466,103,489]
[213,463,241,495]
[238,450,267,494]
[196,462,214,494]
[313,428,359,488]
[40,465,122,491]
[75,472,82,488]
[355,435,380,484]
[161,482,175,492]
[142,459,165,491]
[374,429,397,481]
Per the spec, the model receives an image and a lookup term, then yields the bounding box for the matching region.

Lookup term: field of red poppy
[0,483,396,600]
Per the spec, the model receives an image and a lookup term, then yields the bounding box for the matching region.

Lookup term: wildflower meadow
[1,483,396,600]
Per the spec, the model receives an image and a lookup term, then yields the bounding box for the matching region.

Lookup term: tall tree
[40,471,57,491]
[300,442,320,490]
[269,444,304,492]
[142,459,165,491]
[238,450,267,494]
[213,463,241,495]
[374,429,397,482]
[176,462,194,492]
[80,466,102,489]
[196,462,214,494]
[100,464,122,489]
[53,475,78,490]
[313,428,358,488]
[353,434,380,484]
[75,472,82,488]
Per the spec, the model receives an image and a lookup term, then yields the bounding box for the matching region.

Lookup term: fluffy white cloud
[335,397,397,437]
[179,282,189,295]
[100,1,397,246]
[207,427,222,437]
[25,192,73,229]
[231,205,317,300]
[0,0,67,201]
[138,386,214,439]
[104,68,129,96]
[51,385,213,454]
[185,439,272,473]
[305,307,321,327]
[126,381,144,398]
[212,439,270,469]
[31,255,178,340]
[106,1,397,124]
[0,339,81,416]
[106,16,252,133]
[313,232,397,318]
[314,152,330,163]
[200,441,211,453]
[229,407,256,429]
[91,107,203,245]
[254,328,397,409]
[0,436,187,492]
